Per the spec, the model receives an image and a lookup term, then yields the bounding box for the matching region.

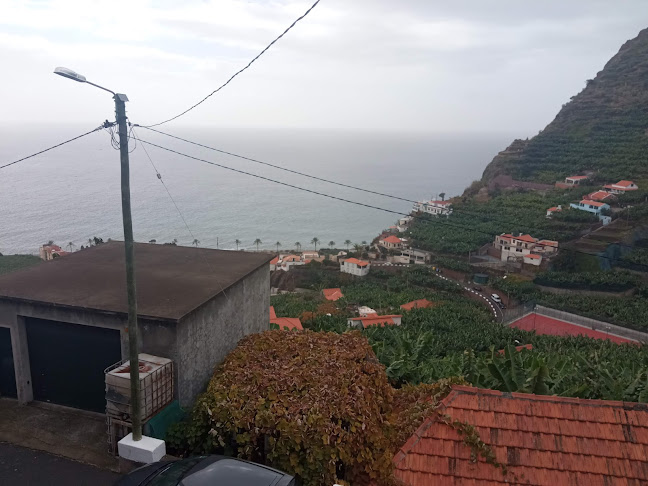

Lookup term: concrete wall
[175,264,270,407]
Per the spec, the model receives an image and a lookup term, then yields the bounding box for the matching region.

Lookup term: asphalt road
[0,443,121,486]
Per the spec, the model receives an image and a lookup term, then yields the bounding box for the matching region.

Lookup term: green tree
[275,241,281,253]
[66,241,75,252]
[344,239,352,251]
[328,240,335,250]
[295,242,302,252]
[192,239,200,247]
[311,237,320,251]
[235,239,241,251]
[254,239,262,251]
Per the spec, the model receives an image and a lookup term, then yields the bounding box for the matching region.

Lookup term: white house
[340,257,370,276]
[412,200,452,216]
[269,256,279,271]
[546,205,562,218]
[570,200,610,215]
[276,254,306,271]
[564,175,589,186]
[603,180,639,194]
[301,251,320,261]
[494,233,557,264]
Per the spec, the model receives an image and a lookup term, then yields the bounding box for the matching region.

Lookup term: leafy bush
[169,331,396,486]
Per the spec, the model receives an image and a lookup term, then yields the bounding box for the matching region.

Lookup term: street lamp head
[54,67,86,83]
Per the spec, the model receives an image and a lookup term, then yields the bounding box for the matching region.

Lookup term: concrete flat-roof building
[0,242,271,412]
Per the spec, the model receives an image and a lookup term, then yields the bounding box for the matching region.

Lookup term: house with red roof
[340,257,370,276]
[39,244,69,261]
[494,233,556,265]
[545,205,562,218]
[564,175,589,185]
[347,314,402,329]
[400,299,436,311]
[379,235,404,250]
[394,385,648,485]
[604,180,639,194]
[269,306,303,330]
[269,256,280,271]
[322,288,344,301]
[585,190,616,203]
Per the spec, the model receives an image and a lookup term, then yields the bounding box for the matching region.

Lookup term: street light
[54,67,142,441]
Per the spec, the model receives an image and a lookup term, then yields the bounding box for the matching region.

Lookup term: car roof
[180,456,293,486]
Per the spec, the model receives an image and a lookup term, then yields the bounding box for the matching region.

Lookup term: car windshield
[149,457,206,486]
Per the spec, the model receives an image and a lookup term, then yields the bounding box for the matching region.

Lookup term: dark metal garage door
[0,328,17,398]
[26,318,121,413]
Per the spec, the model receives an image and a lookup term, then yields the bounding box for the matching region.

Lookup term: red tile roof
[349,315,401,328]
[282,255,301,262]
[394,385,648,486]
[270,256,280,265]
[580,199,607,208]
[497,343,533,354]
[513,234,537,243]
[566,175,588,180]
[322,288,344,301]
[511,313,635,344]
[381,235,402,244]
[586,191,614,201]
[270,317,303,331]
[546,206,561,212]
[524,253,541,260]
[617,180,636,187]
[537,240,558,248]
[401,299,436,311]
[344,258,369,267]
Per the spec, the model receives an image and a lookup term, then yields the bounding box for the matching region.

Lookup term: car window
[181,458,283,486]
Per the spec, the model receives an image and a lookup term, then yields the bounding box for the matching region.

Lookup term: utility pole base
[118,433,166,464]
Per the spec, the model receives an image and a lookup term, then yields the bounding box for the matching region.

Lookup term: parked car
[490,293,502,304]
[115,455,296,486]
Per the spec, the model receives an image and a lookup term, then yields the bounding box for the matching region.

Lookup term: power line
[141,0,321,128]
[0,123,112,170]
[136,137,646,269]
[135,125,415,203]
[131,128,197,243]
[136,125,611,241]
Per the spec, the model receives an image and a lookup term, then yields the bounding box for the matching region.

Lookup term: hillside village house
[340,257,370,276]
[564,175,589,186]
[269,307,303,331]
[604,180,639,194]
[379,235,404,250]
[39,244,69,261]
[0,242,271,411]
[545,205,562,218]
[494,233,558,266]
[412,199,452,216]
[571,199,610,214]
[322,288,344,301]
[347,314,402,329]
[586,190,616,202]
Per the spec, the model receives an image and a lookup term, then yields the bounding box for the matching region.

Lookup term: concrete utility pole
[115,95,142,441]
[54,68,142,441]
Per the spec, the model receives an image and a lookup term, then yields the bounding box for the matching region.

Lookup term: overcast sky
[1,0,647,135]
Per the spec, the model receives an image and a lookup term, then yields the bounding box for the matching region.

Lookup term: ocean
[0,125,512,254]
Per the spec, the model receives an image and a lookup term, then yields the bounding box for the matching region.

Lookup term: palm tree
[88,238,93,247]
[353,243,363,254]
[67,241,75,252]
[235,239,241,251]
[295,242,301,252]
[344,239,352,251]
[328,241,335,250]
[275,241,281,253]
[439,192,446,201]
[192,239,200,247]
[254,239,262,251]
[311,237,319,251]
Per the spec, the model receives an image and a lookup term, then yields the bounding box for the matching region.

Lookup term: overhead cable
[141,0,321,128]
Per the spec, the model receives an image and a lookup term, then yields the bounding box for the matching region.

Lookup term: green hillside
[482,27,648,184]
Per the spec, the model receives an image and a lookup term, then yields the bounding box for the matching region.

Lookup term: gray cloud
[0,0,646,134]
